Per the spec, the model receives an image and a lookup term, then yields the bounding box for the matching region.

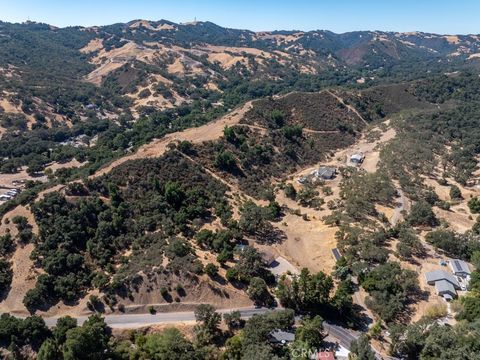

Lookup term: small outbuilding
[449,259,471,278]
[314,167,336,180]
[350,153,365,164]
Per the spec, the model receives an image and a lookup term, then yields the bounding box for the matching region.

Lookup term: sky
[0,0,478,34]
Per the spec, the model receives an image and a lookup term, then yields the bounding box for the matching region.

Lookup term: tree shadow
[0,285,11,302]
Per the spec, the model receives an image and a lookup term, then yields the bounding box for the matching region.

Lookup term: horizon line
[0,18,478,36]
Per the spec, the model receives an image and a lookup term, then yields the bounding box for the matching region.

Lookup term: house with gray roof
[424,270,460,289]
[435,279,457,300]
[314,167,336,180]
[449,259,471,277]
[268,330,295,345]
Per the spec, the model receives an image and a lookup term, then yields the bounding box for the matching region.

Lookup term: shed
[350,153,365,164]
[424,270,460,289]
[315,167,336,180]
[449,259,471,277]
[268,330,295,345]
[435,279,457,299]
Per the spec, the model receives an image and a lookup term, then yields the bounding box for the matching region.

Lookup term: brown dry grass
[0,96,36,129]
[0,205,39,315]
[424,177,478,233]
[79,38,103,54]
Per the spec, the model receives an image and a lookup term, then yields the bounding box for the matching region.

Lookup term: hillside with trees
[2,17,480,359]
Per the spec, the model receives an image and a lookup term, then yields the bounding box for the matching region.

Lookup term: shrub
[284,183,297,200]
[424,303,448,319]
[205,263,219,277]
[214,151,237,172]
[160,287,169,298]
[468,197,480,214]
[450,185,462,200]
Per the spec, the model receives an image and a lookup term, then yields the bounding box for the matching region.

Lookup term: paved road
[38,307,270,328]
[6,307,397,359]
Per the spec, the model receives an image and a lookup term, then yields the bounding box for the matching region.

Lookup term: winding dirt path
[326,90,369,125]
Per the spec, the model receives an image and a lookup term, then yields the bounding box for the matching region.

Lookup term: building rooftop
[435,279,456,296]
[317,352,335,360]
[332,248,342,261]
[315,167,336,179]
[269,330,295,344]
[450,259,471,275]
[425,270,460,289]
[350,153,364,162]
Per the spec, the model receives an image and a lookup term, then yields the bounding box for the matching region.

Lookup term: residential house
[268,330,295,345]
[435,280,457,300]
[425,269,461,301]
[314,167,336,180]
[425,270,460,289]
[449,259,471,278]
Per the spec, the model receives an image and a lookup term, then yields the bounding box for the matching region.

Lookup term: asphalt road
[6,307,397,359]
[39,306,270,328]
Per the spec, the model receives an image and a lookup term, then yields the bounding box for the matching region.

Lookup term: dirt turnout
[93,101,253,177]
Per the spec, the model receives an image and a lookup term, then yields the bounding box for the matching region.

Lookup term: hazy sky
[0,0,478,34]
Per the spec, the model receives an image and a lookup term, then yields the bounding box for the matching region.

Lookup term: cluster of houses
[0,188,21,202]
[425,259,471,301]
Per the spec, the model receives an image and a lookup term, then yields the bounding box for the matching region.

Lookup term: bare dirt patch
[80,38,103,54]
[0,168,47,188]
[45,159,88,173]
[275,213,338,274]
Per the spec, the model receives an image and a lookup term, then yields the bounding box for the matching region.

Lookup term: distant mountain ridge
[0,18,479,130]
